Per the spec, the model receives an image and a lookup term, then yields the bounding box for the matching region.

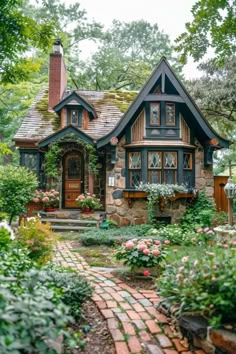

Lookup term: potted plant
[32,189,60,212]
[75,192,100,213]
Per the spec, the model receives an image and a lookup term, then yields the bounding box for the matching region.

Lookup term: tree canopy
[176,0,236,64]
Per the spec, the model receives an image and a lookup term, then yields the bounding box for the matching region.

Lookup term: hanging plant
[136,182,187,223]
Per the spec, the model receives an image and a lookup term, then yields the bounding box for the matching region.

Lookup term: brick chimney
[48,39,67,110]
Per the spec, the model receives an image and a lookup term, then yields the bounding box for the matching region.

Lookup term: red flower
[143,270,150,276]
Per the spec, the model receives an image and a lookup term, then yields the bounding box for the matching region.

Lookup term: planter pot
[80,207,94,214]
[44,206,56,212]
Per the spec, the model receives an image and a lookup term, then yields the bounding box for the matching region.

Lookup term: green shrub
[158,248,236,327]
[0,283,73,354]
[0,165,38,224]
[17,218,56,265]
[0,222,14,250]
[181,191,215,230]
[115,238,169,270]
[44,265,93,319]
[80,224,153,246]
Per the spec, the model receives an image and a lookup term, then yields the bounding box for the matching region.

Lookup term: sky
[75,0,202,79]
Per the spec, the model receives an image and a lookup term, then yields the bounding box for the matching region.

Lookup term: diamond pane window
[150,103,160,125]
[67,157,81,179]
[148,152,162,169]
[130,170,141,187]
[22,153,38,172]
[148,170,162,183]
[164,152,177,169]
[183,153,192,170]
[165,103,175,126]
[129,152,141,169]
[164,170,177,184]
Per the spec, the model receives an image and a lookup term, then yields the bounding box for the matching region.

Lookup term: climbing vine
[136,182,187,223]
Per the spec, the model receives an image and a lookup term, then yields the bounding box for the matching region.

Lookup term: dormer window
[71,110,79,125]
[150,103,160,125]
[165,103,175,126]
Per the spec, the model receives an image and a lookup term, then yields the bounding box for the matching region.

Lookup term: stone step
[51,225,94,231]
[40,218,97,225]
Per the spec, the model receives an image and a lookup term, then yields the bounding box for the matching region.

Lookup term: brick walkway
[53,241,204,354]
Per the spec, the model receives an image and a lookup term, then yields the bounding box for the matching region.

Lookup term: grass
[72,245,122,268]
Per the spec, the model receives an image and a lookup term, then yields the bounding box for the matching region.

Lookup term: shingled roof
[14,88,137,144]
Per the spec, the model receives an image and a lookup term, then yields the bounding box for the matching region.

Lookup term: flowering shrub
[17,217,56,265]
[115,238,169,270]
[32,189,59,207]
[158,248,236,326]
[75,192,100,209]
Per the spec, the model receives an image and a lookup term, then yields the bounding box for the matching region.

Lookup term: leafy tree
[74,20,183,90]
[176,0,236,64]
[0,0,55,84]
[0,165,38,224]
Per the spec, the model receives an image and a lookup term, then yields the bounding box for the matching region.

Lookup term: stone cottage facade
[14,40,229,225]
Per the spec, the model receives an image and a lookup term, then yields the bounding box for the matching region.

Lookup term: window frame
[183,152,193,170]
[165,102,176,126]
[128,151,142,187]
[149,102,161,126]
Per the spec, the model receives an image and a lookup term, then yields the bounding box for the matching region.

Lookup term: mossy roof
[14,88,137,143]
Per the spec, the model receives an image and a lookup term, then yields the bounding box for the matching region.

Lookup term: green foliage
[181,191,215,230]
[44,266,92,319]
[176,0,236,64]
[0,0,55,84]
[115,238,169,270]
[137,183,187,223]
[0,226,13,250]
[44,143,62,178]
[17,218,56,265]
[158,248,236,326]
[74,19,182,90]
[0,165,38,224]
[80,224,153,246]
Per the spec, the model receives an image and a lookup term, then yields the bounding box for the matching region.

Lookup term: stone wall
[195,139,214,198]
[105,135,202,226]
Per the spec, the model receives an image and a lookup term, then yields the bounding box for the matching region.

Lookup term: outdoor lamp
[224,177,236,225]
[224,177,236,199]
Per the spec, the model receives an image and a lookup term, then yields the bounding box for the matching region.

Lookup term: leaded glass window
[150,103,160,125]
[129,152,141,187]
[165,103,175,126]
[164,152,177,169]
[183,153,192,170]
[148,152,162,169]
[164,170,177,184]
[148,170,162,183]
[67,157,81,179]
[129,152,141,169]
[21,153,38,172]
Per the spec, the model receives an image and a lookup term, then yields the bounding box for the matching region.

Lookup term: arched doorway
[63,151,83,208]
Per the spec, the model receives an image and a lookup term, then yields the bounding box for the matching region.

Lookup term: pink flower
[42,197,49,202]
[137,244,146,251]
[32,198,39,203]
[222,244,228,248]
[164,240,170,245]
[176,273,182,280]
[143,270,150,276]
[143,248,150,255]
[173,249,178,253]
[125,241,134,249]
[152,249,161,256]
[155,240,161,245]
[181,256,189,263]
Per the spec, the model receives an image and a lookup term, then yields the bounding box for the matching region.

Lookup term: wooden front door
[64,152,83,208]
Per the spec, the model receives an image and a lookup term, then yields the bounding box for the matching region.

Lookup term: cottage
[14,40,229,225]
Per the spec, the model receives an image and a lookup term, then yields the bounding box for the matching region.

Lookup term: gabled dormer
[53,91,97,130]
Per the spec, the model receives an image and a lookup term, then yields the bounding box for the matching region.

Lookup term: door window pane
[67,157,81,179]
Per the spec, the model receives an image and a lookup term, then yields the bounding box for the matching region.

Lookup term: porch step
[40,217,98,232]
[40,218,97,225]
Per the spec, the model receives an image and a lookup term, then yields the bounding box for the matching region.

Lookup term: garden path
[54,241,205,354]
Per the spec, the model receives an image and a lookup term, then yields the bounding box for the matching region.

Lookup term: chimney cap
[52,39,63,54]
